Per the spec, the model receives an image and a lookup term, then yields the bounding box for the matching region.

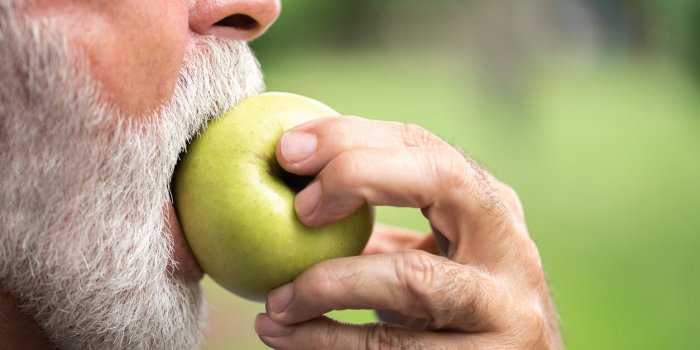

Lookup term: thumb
[255,314,474,350]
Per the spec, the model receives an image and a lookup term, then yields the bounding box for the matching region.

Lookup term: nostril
[214,13,260,32]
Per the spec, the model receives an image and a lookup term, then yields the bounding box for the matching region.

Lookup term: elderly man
[0,0,563,349]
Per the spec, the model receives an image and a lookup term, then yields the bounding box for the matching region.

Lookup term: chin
[0,9,263,346]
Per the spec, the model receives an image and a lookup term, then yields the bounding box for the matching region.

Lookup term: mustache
[142,37,265,168]
[0,10,264,347]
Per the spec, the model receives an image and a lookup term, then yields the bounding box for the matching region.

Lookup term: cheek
[36,0,191,115]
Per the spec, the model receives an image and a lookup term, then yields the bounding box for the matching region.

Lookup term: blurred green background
[203,1,700,349]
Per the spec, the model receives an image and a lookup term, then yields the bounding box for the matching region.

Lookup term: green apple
[173,92,374,301]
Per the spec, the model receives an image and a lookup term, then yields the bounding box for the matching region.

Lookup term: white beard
[0,3,264,349]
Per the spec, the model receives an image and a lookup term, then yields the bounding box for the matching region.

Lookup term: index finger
[277,117,519,263]
[276,116,449,175]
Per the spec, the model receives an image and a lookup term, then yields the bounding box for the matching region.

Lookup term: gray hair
[0,2,264,348]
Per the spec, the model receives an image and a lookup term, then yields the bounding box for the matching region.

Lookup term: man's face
[0,0,279,348]
[23,0,280,114]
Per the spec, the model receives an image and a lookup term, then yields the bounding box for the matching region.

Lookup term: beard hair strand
[0,3,264,349]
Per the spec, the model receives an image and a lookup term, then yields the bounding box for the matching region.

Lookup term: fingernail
[281,131,317,164]
[268,283,294,314]
[259,336,284,349]
[255,313,293,337]
[295,181,322,218]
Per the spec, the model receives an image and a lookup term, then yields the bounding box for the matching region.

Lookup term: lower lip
[165,202,204,281]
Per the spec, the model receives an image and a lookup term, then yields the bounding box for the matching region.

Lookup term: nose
[189,0,281,41]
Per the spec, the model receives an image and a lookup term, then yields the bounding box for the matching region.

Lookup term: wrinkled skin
[1,0,562,349]
[254,117,565,349]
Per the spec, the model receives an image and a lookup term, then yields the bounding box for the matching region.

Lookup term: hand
[254,117,563,349]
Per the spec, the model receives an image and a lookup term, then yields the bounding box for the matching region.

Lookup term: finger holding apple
[275,115,522,262]
[253,115,563,349]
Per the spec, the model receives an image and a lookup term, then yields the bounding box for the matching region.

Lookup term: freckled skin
[173,93,374,301]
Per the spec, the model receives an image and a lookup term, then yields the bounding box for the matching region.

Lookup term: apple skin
[173,92,374,301]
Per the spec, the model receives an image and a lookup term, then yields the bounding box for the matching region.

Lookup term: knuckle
[326,152,361,188]
[400,123,440,147]
[365,324,405,350]
[318,319,341,348]
[454,269,497,330]
[395,250,438,295]
[366,324,392,350]
[414,148,471,207]
[453,154,515,223]
[303,263,335,300]
[393,251,461,328]
[435,149,472,190]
